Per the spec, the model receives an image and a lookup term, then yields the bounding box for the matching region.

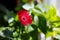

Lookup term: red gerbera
[17,9,32,26]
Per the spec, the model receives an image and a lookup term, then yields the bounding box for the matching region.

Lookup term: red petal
[17,9,32,26]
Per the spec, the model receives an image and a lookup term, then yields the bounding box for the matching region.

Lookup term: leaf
[35,4,47,12]
[8,17,14,23]
[51,17,60,28]
[0,31,5,37]
[13,32,18,37]
[18,38,21,40]
[21,33,30,40]
[32,8,41,15]
[14,15,18,21]
[43,6,60,28]
[45,6,57,22]
[38,15,48,34]
[22,3,34,10]
[13,38,17,40]
[30,29,38,40]
[22,0,27,3]
[31,24,37,30]
[34,15,39,26]
[53,27,60,34]
[54,35,60,40]
[3,29,13,37]
[25,25,34,33]
[46,31,52,38]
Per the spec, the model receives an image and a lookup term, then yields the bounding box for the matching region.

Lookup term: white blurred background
[44,0,60,17]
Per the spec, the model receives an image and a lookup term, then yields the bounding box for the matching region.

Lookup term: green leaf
[30,29,38,40]
[21,33,30,40]
[32,8,41,15]
[14,15,18,21]
[43,6,60,28]
[22,0,27,3]
[18,38,21,40]
[34,15,39,26]
[13,32,18,37]
[46,31,53,38]
[38,15,48,34]
[13,38,17,40]
[25,25,34,33]
[31,24,38,30]
[45,6,57,22]
[53,27,60,34]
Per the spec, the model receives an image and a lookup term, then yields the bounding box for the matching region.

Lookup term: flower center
[21,16,27,22]
[23,17,25,20]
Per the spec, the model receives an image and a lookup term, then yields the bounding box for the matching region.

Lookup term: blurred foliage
[0,0,60,40]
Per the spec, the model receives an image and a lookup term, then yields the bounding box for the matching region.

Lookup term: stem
[25,26,28,33]
[19,24,22,40]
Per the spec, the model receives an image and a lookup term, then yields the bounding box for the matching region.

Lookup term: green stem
[19,24,22,40]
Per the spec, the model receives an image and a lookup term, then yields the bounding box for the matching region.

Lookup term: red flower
[17,9,32,26]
